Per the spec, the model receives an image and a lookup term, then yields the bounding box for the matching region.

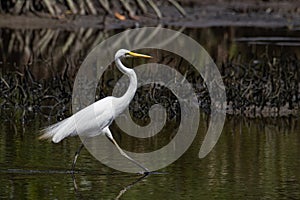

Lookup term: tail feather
[39,117,76,143]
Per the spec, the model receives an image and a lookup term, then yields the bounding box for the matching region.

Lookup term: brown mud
[0,1,300,29]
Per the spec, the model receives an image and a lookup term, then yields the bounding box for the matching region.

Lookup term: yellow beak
[128,51,152,58]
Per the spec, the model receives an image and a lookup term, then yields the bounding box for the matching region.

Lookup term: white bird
[39,49,152,173]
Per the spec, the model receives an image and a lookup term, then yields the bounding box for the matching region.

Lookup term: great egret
[39,49,152,173]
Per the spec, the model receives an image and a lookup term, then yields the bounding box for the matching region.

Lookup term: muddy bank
[1,49,299,120]
[0,1,300,29]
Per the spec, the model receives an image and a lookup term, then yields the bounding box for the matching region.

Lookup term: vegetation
[0,0,185,19]
[1,36,299,122]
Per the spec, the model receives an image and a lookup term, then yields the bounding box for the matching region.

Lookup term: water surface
[0,115,299,199]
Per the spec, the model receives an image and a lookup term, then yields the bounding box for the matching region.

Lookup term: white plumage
[40,97,115,143]
[39,49,152,173]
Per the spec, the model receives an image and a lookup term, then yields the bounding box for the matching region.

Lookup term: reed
[0,0,185,19]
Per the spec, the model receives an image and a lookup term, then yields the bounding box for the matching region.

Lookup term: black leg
[104,128,149,173]
[71,143,84,173]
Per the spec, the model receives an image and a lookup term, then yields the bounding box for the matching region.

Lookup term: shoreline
[0,2,300,30]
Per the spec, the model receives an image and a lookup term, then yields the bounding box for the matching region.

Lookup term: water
[0,115,299,199]
[0,26,300,199]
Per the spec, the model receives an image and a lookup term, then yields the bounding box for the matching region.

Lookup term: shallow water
[0,26,300,199]
[0,115,299,199]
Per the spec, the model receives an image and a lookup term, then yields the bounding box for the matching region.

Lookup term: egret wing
[40,97,115,143]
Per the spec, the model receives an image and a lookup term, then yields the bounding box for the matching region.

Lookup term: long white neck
[114,58,137,114]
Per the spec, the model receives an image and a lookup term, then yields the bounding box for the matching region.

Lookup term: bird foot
[137,170,150,175]
[143,171,150,175]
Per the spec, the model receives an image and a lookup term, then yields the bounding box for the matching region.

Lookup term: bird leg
[71,142,84,173]
[104,128,149,173]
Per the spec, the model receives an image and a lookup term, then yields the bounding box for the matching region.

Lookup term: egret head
[115,49,152,60]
